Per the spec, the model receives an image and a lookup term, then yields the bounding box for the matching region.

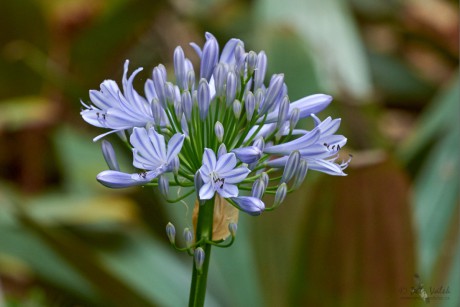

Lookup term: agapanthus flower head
[81,32,350,216]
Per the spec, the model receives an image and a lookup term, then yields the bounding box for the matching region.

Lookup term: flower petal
[215,153,236,173]
[202,148,217,170]
[167,133,185,162]
[221,166,250,184]
[199,182,215,200]
[218,183,238,198]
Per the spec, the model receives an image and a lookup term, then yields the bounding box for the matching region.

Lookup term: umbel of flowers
[81,32,349,306]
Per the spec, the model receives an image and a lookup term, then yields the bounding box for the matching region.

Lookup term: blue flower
[97,127,185,188]
[199,149,250,200]
[81,60,157,141]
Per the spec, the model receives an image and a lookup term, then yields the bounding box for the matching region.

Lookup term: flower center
[211,172,225,189]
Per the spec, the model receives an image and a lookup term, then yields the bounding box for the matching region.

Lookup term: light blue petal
[202,148,217,170]
[215,153,236,174]
[218,183,238,198]
[167,133,185,162]
[232,146,262,164]
[199,182,215,200]
[147,128,167,161]
[264,129,320,155]
[221,167,250,184]
[130,128,160,163]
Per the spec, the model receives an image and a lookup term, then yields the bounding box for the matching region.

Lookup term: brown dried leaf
[192,196,239,241]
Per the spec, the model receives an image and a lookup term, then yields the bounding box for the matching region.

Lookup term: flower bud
[215,121,224,143]
[194,247,205,271]
[230,196,265,216]
[181,91,192,121]
[153,65,167,106]
[260,74,284,114]
[214,63,228,97]
[198,79,210,120]
[228,223,237,237]
[166,222,176,244]
[187,70,195,91]
[217,143,227,158]
[232,146,261,164]
[255,88,265,111]
[261,172,269,188]
[183,228,193,247]
[200,33,219,81]
[233,99,242,119]
[277,96,290,129]
[253,136,265,151]
[274,183,287,207]
[292,159,308,189]
[158,174,169,198]
[289,108,300,130]
[281,150,300,183]
[226,71,237,106]
[194,171,204,201]
[244,91,255,121]
[181,114,189,135]
[247,51,258,76]
[151,97,162,125]
[101,140,120,171]
[174,46,186,90]
[171,156,180,175]
[254,51,267,91]
[251,178,266,199]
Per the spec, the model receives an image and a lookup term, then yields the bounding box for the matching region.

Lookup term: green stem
[188,197,215,307]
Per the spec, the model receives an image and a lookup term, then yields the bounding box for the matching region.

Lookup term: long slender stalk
[188,197,215,307]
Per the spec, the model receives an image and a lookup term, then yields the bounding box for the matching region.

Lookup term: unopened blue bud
[277,96,290,129]
[158,174,169,198]
[293,159,308,189]
[289,108,300,130]
[181,114,189,135]
[194,171,204,201]
[233,99,242,119]
[151,97,162,125]
[261,172,269,187]
[187,70,195,91]
[153,65,167,106]
[174,46,187,90]
[165,82,176,106]
[260,74,284,114]
[247,51,258,76]
[226,71,237,106]
[174,99,183,119]
[200,34,219,81]
[183,228,193,247]
[166,222,176,244]
[244,91,255,121]
[253,136,265,151]
[171,156,180,175]
[255,88,265,111]
[254,51,267,91]
[234,43,246,65]
[214,63,228,97]
[215,121,224,143]
[217,143,227,158]
[181,91,192,121]
[228,223,237,237]
[274,183,287,207]
[198,79,210,120]
[232,146,262,164]
[194,247,205,271]
[251,178,266,199]
[281,150,300,183]
[101,140,120,171]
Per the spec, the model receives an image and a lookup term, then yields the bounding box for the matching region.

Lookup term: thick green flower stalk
[81,32,350,306]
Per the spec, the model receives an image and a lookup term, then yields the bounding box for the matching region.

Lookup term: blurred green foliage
[0,0,458,306]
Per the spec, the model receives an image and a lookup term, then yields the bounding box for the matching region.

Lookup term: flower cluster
[81,32,350,217]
